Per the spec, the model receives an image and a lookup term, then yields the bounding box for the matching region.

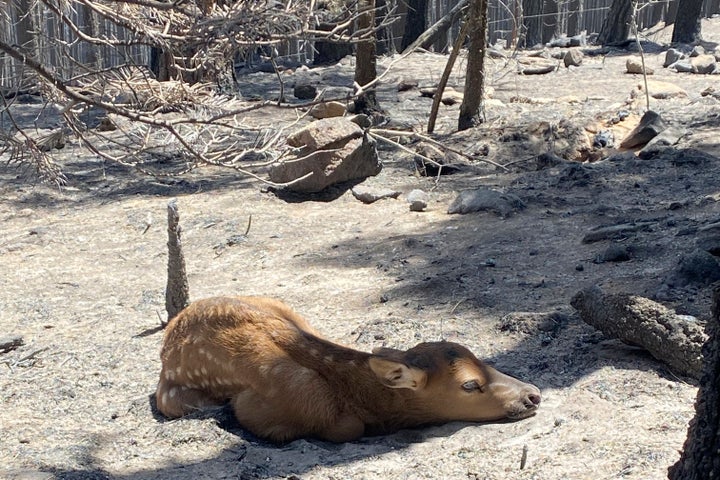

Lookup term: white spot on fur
[194,369,202,377]
[161,392,168,406]
[201,366,208,375]
[323,355,334,364]
[175,367,182,376]
[169,387,177,398]
[310,348,319,357]
[165,369,174,381]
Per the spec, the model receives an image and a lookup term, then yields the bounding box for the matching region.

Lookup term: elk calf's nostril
[528,394,542,406]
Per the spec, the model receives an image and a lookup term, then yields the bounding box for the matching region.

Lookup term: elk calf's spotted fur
[156,296,541,442]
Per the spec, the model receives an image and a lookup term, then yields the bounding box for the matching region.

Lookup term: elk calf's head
[370,342,541,424]
[156,297,541,443]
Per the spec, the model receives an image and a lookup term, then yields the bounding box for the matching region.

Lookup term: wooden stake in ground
[165,200,190,323]
[571,286,707,379]
[668,286,720,479]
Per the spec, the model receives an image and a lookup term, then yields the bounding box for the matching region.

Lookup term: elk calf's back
[156,296,541,442]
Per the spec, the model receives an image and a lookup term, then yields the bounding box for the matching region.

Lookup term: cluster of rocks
[663,45,720,74]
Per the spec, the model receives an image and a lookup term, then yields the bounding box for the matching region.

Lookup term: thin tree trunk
[668,287,720,479]
[458,0,487,131]
[354,0,380,114]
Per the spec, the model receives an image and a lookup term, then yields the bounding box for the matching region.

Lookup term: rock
[414,142,468,176]
[447,188,525,217]
[348,114,372,129]
[594,244,631,263]
[569,33,586,47]
[674,61,695,73]
[638,126,686,159]
[0,335,24,353]
[293,83,317,100]
[664,48,685,67]
[690,45,705,57]
[518,62,556,75]
[620,110,667,149]
[418,86,464,105]
[309,101,346,119]
[286,118,361,150]
[351,186,401,204]
[397,78,419,92]
[691,54,717,74]
[666,249,720,287]
[564,49,583,67]
[626,58,653,74]
[548,37,571,48]
[441,88,464,106]
[270,118,381,193]
[406,189,429,212]
[641,80,688,99]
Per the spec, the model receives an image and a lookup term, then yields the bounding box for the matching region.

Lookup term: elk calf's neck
[156,296,541,443]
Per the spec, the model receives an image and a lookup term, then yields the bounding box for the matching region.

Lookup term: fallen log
[570,286,707,379]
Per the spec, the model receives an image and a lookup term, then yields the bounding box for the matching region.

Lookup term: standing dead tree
[668,286,720,479]
[166,200,190,324]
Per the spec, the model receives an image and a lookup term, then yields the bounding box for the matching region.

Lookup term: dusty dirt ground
[2,19,720,480]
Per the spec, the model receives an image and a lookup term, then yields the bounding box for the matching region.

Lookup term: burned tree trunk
[353,0,380,114]
[458,0,488,131]
[668,287,720,480]
[571,286,707,379]
[597,0,632,45]
[166,200,190,323]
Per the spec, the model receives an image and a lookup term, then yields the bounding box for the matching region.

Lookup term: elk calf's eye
[462,380,482,392]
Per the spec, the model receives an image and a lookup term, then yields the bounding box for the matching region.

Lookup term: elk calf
[156,296,541,443]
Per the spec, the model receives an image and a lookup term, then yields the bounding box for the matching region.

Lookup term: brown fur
[157,296,541,443]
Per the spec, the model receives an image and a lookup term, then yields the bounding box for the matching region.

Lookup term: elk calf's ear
[368,357,427,390]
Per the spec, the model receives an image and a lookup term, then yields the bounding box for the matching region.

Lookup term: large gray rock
[270,118,381,193]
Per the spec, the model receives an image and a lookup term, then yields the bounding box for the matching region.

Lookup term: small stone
[673,61,694,73]
[691,54,717,74]
[293,84,317,100]
[351,186,401,204]
[664,48,685,67]
[594,244,631,263]
[642,80,688,99]
[689,45,705,57]
[626,58,653,75]
[406,189,429,212]
[564,49,583,67]
[397,78,419,92]
[309,101,346,119]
